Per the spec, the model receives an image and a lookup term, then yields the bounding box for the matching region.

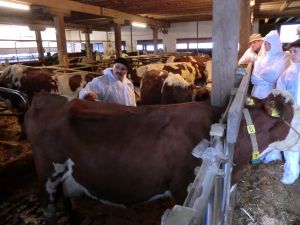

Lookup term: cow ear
[263,99,281,118]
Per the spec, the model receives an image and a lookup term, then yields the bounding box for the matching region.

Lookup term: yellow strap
[247,124,256,134]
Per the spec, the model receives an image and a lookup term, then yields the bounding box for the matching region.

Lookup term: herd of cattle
[1,55,297,224]
[0,55,212,104]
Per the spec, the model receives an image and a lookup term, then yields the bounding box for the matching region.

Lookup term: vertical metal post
[130,24,133,52]
[197,21,199,54]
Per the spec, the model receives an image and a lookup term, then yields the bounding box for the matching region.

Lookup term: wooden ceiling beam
[21,0,169,27]
[255,6,300,17]
[0,16,111,31]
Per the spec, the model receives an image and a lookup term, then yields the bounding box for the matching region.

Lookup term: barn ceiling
[72,0,300,24]
[0,0,299,30]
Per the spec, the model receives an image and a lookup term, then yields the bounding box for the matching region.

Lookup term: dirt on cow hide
[233,161,300,225]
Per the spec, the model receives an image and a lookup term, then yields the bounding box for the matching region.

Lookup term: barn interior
[0,1,300,225]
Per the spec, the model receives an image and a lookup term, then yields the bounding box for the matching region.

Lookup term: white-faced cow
[0,64,96,101]
[135,62,199,84]
[166,55,211,85]
[140,70,209,105]
[24,89,294,224]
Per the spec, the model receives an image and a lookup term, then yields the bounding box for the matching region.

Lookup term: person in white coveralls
[79,57,136,106]
[251,30,291,99]
[262,39,300,184]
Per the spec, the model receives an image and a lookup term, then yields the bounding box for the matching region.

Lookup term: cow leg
[41,161,70,225]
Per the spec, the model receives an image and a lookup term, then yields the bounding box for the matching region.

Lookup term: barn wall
[107,21,213,52]
[66,30,108,42]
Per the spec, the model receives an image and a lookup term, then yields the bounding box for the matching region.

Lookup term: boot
[280,151,300,185]
[262,149,282,164]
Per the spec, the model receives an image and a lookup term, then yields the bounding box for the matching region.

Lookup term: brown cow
[0,64,96,101]
[166,55,211,85]
[24,90,294,224]
[140,70,209,105]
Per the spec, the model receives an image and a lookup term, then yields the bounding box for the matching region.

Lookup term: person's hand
[244,57,252,64]
[84,92,97,101]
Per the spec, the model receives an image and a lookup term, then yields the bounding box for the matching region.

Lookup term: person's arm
[260,54,291,83]
[238,49,257,65]
[79,77,104,101]
[276,72,287,91]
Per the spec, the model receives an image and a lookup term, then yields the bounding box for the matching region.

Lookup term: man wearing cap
[79,57,136,106]
[238,33,264,65]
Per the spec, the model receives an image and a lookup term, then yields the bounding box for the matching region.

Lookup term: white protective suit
[79,68,136,106]
[238,47,259,65]
[251,30,291,99]
[262,63,300,184]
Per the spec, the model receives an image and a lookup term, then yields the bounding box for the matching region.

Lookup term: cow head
[140,70,169,104]
[161,73,193,104]
[233,89,294,182]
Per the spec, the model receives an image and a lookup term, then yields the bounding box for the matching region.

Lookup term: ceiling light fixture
[0,0,30,10]
[132,22,147,28]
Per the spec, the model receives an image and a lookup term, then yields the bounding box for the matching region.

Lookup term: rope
[282,118,300,139]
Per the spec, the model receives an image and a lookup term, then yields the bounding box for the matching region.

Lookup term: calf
[25,90,293,224]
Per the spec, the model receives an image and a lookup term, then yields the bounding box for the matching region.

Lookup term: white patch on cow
[271,89,294,105]
[46,178,61,202]
[55,72,90,98]
[177,62,195,84]
[46,158,126,208]
[148,190,172,201]
[166,56,176,63]
[187,56,197,63]
[159,71,165,76]
[3,64,28,88]
[136,63,164,78]
[161,73,190,93]
[205,60,213,91]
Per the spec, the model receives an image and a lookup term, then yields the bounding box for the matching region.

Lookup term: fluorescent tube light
[0,0,30,10]
[132,22,147,28]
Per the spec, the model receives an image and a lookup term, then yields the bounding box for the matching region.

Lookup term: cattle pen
[0,0,300,225]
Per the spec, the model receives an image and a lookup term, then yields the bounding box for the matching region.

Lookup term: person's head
[263,30,283,55]
[112,57,130,80]
[249,33,263,52]
[287,39,300,63]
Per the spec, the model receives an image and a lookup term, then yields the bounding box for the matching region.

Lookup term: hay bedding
[233,162,300,225]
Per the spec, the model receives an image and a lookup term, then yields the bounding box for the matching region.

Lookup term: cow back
[25,93,222,204]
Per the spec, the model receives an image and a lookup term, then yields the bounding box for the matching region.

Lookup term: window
[93,43,104,53]
[176,43,188,49]
[146,45,154,51]
[136,45,143,50]
[280,24,300,43]
[176,38,212,55]
[136,39,163,52]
